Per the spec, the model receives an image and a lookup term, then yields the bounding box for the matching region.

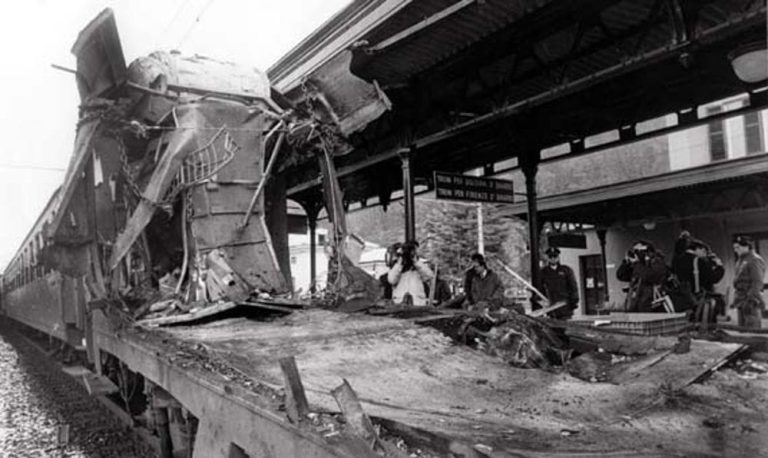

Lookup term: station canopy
[270,0,767,209]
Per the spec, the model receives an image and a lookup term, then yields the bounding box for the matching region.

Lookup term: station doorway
[580,254,607,314]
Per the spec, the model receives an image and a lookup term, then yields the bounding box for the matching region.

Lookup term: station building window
[707,106,727,161]
[745,111,764,155]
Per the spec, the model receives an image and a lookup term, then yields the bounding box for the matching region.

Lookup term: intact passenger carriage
[1,190,90,349]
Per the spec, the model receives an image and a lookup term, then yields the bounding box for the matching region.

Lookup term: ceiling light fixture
[729,41,768,84]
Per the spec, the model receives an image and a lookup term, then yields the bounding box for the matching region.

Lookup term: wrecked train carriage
[48,57,289,308]
[43,17,389,315]
[0,7,392,357]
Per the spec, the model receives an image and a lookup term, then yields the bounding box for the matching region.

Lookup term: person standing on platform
[387,241,433,306]
[540,247,579,319]
[671,237,724,311]
[617,240,669,312]
[464,253,505,312]
[732,236,766,328]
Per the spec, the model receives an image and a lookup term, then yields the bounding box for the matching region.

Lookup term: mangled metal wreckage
[45,9,386,317]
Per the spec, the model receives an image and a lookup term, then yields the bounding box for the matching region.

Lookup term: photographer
[616,240,669,312]
[671,236,724,315]
[387,241,434,306]
[378,242,402,300]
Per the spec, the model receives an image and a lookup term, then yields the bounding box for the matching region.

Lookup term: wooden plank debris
[57,424,70,447]
[279,356,310,424]
[564,324,678,355]
[529,301,568,318]
[63,365,119,395]
[138,302,237,327]
[239,301,300,314]
[330,379,408,457]
[82,372,119,396]
[683,344,747,387]
[332,379,378,444]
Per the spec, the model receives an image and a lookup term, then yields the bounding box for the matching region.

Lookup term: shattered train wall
[182,103,289,294]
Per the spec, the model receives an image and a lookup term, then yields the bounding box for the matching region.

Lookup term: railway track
[0,317,156,458]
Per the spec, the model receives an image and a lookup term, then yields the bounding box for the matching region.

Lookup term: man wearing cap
[732,236,766,328]
[540,247,579,319]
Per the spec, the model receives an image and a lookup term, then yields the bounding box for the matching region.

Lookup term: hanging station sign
[433,171,515,203]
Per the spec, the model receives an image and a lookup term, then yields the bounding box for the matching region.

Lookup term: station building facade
[509,95,768,315]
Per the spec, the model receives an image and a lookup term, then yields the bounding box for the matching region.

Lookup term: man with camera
[616,240,669,312]
[671,235,724,318]
[386,241,434,306]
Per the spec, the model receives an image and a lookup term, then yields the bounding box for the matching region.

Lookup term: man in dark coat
[617,240,669,313]
[732,236,766,328]
[671,237,724,313]
[464,253,505,311]
[540,247,579,319]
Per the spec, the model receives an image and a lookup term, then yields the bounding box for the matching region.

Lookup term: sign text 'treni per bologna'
[433,171,515,203]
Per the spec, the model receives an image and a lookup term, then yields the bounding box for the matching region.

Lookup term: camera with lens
[399,242,417,270]
[627,248,648,262]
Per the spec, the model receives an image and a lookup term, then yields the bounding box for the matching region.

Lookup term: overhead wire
[0,164,65,172]
[176,0,217,49]
[156,0,194,48]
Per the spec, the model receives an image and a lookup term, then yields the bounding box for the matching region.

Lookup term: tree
[418,201,530,292]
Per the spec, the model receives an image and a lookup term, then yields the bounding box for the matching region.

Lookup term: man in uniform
[732,236,766,328]
[540,247,579,319]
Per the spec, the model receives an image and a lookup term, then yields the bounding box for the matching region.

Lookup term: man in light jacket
[387,241,434,306]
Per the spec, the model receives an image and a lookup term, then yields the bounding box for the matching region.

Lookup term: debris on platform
[478,311,568,370]
[279,356,310,425]
[320,252,381,310]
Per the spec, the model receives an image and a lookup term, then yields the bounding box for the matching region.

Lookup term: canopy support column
[299,195,323,294]
[521,149,542,294]
[597,228,609,305]
[399,147,416,242]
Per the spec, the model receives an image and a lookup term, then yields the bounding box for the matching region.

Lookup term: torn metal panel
[127,51,271,101]
[109,101,288,294]
[71,8,126,101]
[107,107,204,271]
[45,119,101,242]
[125,51,276,123]
[302,50,391,137]
[91,136,129,243]
[318,148,346,241]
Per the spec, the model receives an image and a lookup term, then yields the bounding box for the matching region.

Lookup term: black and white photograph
[0,1,766,456]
